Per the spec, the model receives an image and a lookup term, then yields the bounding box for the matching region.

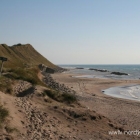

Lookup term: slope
[0,43,57,68]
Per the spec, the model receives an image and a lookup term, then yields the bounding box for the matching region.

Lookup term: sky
[0,0,140,64]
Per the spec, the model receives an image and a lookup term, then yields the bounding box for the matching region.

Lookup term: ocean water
[103,84,140,101]
[59,64,140,101]
[59,64,140,80]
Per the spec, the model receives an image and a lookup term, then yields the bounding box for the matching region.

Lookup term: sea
[58,64,140,101]
[59,64,140,80]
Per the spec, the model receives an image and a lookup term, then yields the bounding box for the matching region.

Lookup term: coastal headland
[0,44,140,140]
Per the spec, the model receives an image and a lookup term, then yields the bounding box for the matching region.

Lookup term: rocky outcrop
[43,72,76,95]
[89,68,109,72]
[38,64,55,73]
[111,72,128,76]
[38,64,66,73]
[46,67,55,73]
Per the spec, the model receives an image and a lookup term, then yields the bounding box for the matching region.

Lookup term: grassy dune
[0,43,57,69]
[0,43,58,94]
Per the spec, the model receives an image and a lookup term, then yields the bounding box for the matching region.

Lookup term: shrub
[0,77,13,94]
[43,89,59,99]
[0,106,9,126]
[61,93,77,104]
[43,89,77,104]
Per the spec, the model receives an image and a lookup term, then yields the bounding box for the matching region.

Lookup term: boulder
[38,64,55,73]
[46,67,55,73]
[111,72,128,76]
[89,68,109,72]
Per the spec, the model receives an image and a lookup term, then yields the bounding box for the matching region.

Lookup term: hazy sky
[1,0,140,64]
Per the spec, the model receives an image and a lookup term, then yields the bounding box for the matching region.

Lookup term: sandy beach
[51,71,140,138]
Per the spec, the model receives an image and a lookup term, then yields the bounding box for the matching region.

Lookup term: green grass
[0,43,57,69]
[4,67,44,86]
[43,89,77,104]
[0,66,47,95]
[61,93,77,103]
[0,105,9,127]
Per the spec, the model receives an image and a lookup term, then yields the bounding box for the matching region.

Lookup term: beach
[1,67,140,139]
[51,71,140,133]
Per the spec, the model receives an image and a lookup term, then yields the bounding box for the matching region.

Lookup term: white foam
[104,85,140,101]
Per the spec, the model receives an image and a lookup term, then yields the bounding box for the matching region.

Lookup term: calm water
[59,64,140,80]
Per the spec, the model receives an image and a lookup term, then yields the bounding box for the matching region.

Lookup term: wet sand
[104,84,140,101]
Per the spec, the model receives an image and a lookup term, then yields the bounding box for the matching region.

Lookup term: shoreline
[51,71,140,133]
[103,84,140,102]
[60,65,140,80]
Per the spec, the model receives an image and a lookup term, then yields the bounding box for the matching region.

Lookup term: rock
[21,120,24,124]
[54,106,58,109]
[82,117,87,121]
[90,115,96,120]
[111,72,128,75]
[46,67,55,73]
[108,123,114,127]
[89,68,109,72]
[59,135,65,139]
[38,64,55,73]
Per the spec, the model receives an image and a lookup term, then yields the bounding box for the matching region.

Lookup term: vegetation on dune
[4,67,45,86]
[0,43,59,93]
[0,105,9,127]
[0,43,60,87]
[0,43,75,105]
[0,66,46,95]
[43,89,77,104]
[0,76,13,94]
[0,43,57,68]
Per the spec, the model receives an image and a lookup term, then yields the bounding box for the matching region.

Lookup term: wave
[104,85,140,101]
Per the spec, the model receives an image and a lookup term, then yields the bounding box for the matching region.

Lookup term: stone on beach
[111,71,129,75]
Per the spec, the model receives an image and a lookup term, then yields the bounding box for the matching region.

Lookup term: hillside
[0,43,57,68]
[0,43,138,140]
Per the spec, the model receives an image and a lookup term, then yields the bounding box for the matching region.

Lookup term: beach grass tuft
[4,67,44,86]
[43,89,77,104]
